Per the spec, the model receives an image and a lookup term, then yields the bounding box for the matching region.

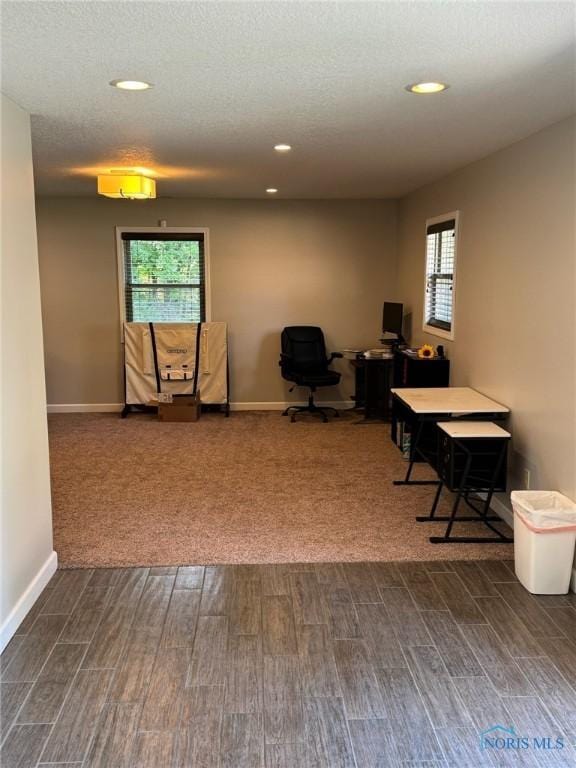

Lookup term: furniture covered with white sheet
[123,322,228,414]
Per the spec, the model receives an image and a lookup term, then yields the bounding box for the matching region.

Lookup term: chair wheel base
[284,402,339,423]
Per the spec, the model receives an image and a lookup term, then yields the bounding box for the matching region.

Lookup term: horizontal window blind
[122,233,205,323]
[425,218,455,332]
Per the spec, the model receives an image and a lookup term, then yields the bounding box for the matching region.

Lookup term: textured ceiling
[1,1,575,198]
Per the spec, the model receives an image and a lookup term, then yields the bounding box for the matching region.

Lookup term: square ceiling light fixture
[97,171,156,199]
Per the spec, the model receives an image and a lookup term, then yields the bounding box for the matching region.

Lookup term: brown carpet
[48,411,513,568]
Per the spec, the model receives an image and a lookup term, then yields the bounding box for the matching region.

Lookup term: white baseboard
[480,493,576,594]
[48,401,354,413]
[0,550,58,653]
[486,494,514,528]
[230,400,354,411]
[47,403,123,413]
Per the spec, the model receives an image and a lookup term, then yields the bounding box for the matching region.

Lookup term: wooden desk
[351,357,394,421]
[390,387,512,545]
[391,387,509,485]
[391,387,509,415]
[394,350,450,389]
[425,421,512,544]
[351,354,451,423]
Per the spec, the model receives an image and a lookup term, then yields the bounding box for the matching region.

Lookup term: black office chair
[279,326,342,422]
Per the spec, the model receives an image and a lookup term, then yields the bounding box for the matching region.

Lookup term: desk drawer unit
[393,350,450,388]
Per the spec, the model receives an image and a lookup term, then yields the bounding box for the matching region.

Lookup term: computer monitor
[382,301,405,342]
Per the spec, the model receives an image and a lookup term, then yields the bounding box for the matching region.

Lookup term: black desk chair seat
[279,326,342,422]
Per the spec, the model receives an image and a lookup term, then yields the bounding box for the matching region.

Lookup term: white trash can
[511,491,576,594]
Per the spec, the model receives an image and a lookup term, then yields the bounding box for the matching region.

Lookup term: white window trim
[115,226,211,339]
[422,210,460,342]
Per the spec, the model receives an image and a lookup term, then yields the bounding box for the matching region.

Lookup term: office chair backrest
[281,326,328,373]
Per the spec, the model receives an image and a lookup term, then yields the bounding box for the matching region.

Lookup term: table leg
[416,480,444,521]
[393,419,439,486]
[430,440,513,544]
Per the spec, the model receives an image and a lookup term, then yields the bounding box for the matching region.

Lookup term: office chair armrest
[279,353,292,367]
[328,352,343,363]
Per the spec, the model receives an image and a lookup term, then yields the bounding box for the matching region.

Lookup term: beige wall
[397,116,576,499]
[36,198,397,406]
[34,116,575,500]
[1,94,55,648]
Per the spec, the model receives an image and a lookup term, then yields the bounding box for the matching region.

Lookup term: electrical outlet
[523,468,531,490]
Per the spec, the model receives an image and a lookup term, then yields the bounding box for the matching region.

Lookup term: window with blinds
[424,214,458,338]
[121,232,206,323]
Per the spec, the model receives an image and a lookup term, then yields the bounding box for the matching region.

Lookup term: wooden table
[391,386,510,416]
[390,387,511,544]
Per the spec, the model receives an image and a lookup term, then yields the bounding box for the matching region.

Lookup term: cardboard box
[151,394,201,422]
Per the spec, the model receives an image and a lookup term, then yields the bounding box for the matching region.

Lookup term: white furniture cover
[124,322,228,405]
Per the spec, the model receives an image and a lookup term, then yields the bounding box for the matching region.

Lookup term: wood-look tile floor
[1,561,575,768]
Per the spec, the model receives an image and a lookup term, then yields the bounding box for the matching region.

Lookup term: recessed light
[266,188,278,194]
[274,144,292,153]
[110,79,153,91]
[405,82,449,94]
